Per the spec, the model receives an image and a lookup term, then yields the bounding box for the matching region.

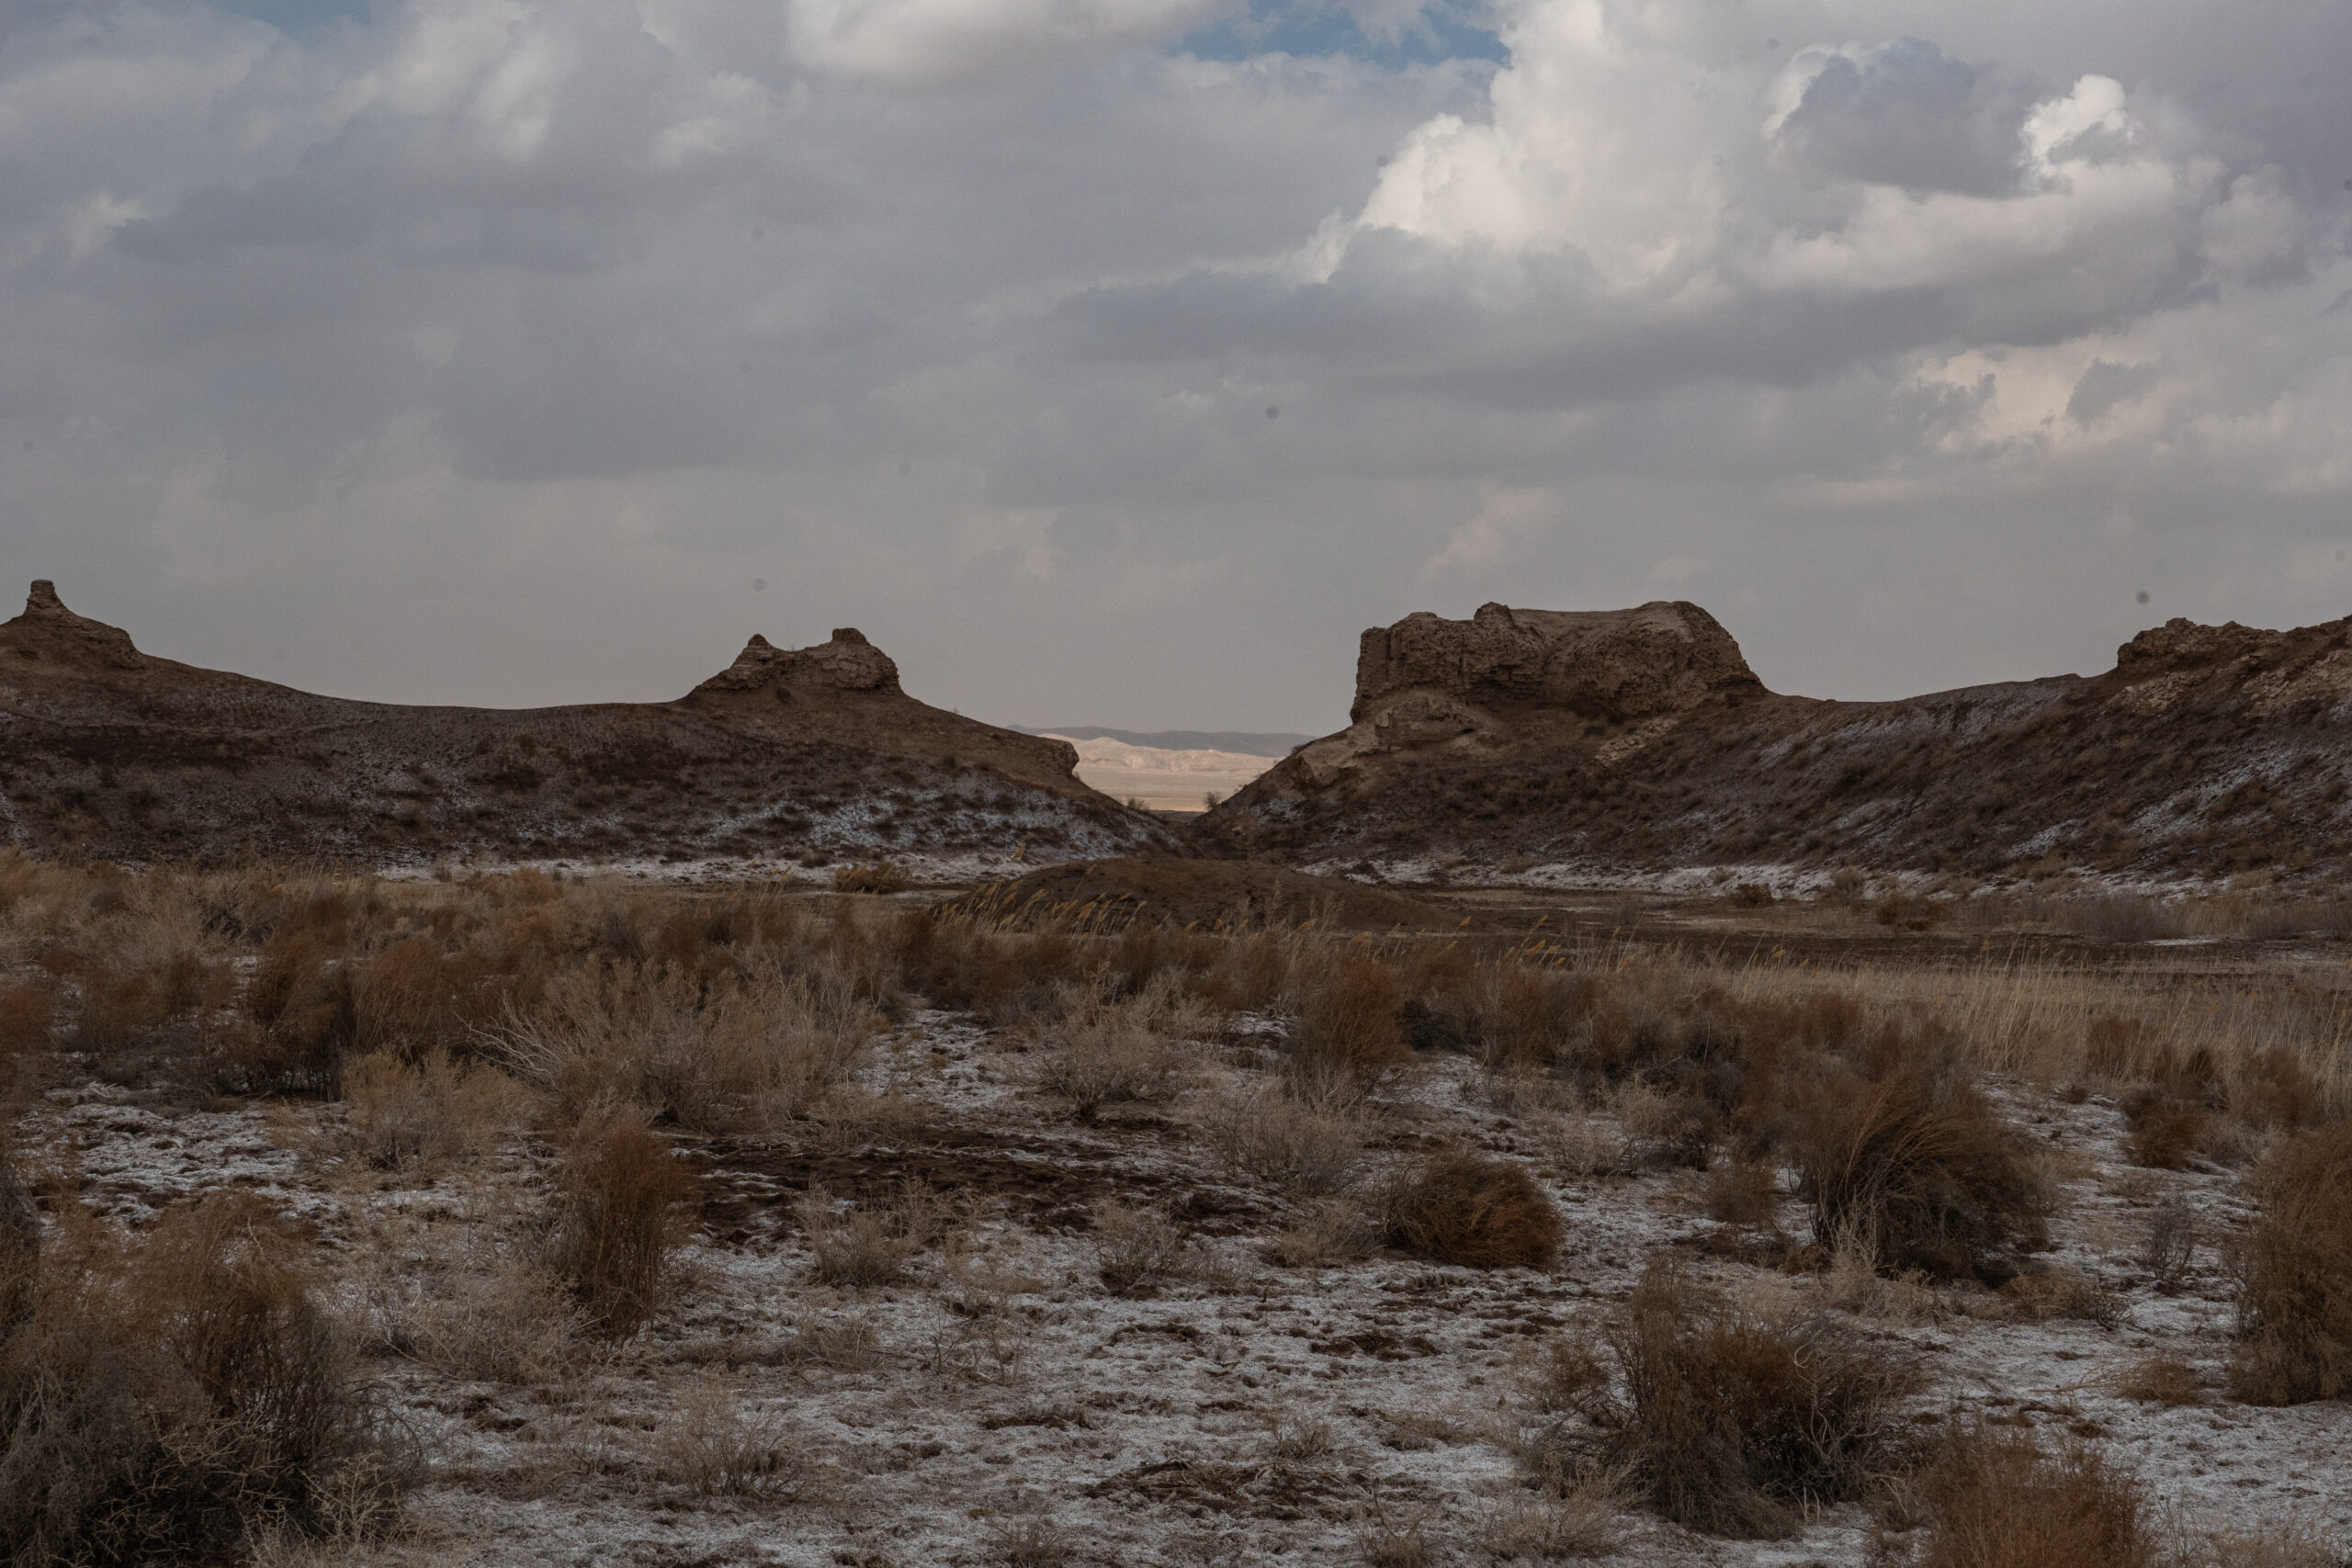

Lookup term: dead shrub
[2165,1519,2352,1568]
[1905,1424,2150,1568]
[797,1180,942,1289]
[1035,980,1199,1116]
[1385,1153,1562,1271]
[1201,1084,1363,1197]
[0,1192,398,1562]
[2229,1119,2352,1404]
[2139,1195,2198,1289]
[1091,1200,1192,1294]
[340,1048,528,1170]
[831,863,908,896]
[654,1375,808,1501]
[553,1111,695,1337]
[1788,1055,2047,1283]
[1997,1266,2125,1329]
[1542,1262,1919,1539]
[495,960,874,1133]
[1292,952,1410,1089]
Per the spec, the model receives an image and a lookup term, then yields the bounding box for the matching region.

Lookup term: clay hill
[0,581,1169,867]
[1192,600,2352,883]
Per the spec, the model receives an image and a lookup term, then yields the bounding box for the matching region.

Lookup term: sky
[1,0,2347,732]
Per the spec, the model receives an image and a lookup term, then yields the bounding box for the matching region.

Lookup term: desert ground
[3,853,2346,1568]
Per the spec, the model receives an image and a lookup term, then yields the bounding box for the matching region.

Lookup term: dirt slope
[1193,599,2352,883]
[0,581,1170,867]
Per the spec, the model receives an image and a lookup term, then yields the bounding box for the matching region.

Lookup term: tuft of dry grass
[1292,952,1411,1089]
[1201,1082,1364,1197]
[2229,1119,2352,1404]
[797,1179,944,1289]
[1090,1200,1193,1295]
[832,863,909,896]
[1538,1261,1920,1540]
[494,959,876,1133]
[339,1047,528,1171]
[1034,977,1202,1116]
[1906,1424,2150,1568]
[2110,1353,2204,1406]
[1385,1153,1563,1271]
[553,1110,695,1337]
[1787,1053,2048,1283]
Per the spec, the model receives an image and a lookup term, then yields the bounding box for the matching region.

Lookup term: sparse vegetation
[2230,1119,2352,1404]
[1535,1261,1921,1539]
[1385,1152,1562,1270]
[0,853,2343,1562]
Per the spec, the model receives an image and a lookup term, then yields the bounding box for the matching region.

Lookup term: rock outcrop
[1194,601,2352,884]
[1351,601,1760,724]
[0,582,1164,869]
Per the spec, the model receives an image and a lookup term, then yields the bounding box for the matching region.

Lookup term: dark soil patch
[944,855,1448,932]
[687,1124,1275,1240]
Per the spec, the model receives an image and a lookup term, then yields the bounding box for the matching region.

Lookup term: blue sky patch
[1179,0,1508,67]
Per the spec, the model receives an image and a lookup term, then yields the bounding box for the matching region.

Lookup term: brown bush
[0,1191,394,1562]
[553,1111,695,1337]
[1908,1425,2150,1568]
[2230,1119,2352,1404]
[2110,1354,2203,1406]
[1788,1054,2047,1283]
[831,863,908,896]
[0,985,52,1054]
[1543,1262,1918,1539]
[2121,1089,2211,1170]
[1291,952,1410,1089]
[1201,1084,1364,1197]
[797,1180,942,1289]
[1385,1153,1562,1270]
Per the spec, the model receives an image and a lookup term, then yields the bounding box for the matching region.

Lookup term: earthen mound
[1195,600,2352,884]
[946,856,1447,931]
[0,581,1168,869]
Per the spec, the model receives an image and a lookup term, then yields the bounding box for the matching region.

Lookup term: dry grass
[0,1190,397,1562]
[553,1110,695,1337]
[2110,1354,2204,1406]
[1786,1051,2048,1283]
[1033,976,1202,1116]
[1537,1262,1920,1539]
[1385,1153,1562,1271]
[1201,1083,1364,1197]
[1090,1200,1193,1294]
[338,1048,529,1171]
[1292,951,1411,1089]
[797,1179,944,1288]
[494,959,876,1133]
[652,1374,809,1501]
[2229,1119,2352,1404]
[1905,1424,2150,1568]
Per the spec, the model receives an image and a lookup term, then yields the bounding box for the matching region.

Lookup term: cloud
[0,0,2345,734]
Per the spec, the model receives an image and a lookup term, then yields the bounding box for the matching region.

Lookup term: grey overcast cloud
[0,0,2346,731]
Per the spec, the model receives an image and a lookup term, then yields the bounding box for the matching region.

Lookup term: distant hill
[0,581,1170,867]
[1193,599,2352,884]
[1019,726,1315,756]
